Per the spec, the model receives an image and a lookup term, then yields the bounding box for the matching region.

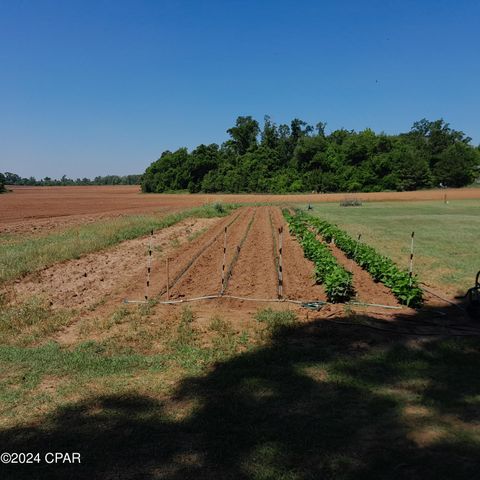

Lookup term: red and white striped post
[408,231,415,286]
[145,229,153,301]
[221,226,227,294]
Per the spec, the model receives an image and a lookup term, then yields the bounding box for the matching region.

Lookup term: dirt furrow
[270,207,327,302]
[6,216,222,311]
[110,207,249,305]
[225,206,278,299]
[325,240,401,307]
[169,207,255,298]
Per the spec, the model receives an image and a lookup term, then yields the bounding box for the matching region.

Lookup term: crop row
[305,215,423,307]
[283,210,354,302]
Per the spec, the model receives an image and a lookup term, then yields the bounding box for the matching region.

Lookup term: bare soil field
[2,185,480,235]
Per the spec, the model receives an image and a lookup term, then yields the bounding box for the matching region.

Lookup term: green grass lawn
[1,307,479,479]
[306,199,480,296]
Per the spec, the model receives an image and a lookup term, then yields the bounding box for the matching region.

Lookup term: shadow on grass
[1,303,480,479]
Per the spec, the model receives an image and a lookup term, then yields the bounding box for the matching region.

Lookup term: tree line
[142,116,480,194]
[1,173,142,188]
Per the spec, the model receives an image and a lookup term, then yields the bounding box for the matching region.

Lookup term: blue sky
[1,0,479,179]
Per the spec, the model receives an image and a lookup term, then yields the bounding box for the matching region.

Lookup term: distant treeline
[1,173,142,188]
[142,116,480,194]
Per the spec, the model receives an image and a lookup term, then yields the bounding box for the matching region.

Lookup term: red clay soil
[225,207,278,299]
[7,217,221,310]
[3,185,480,235]
[270,207,327,302]
[169,207,255,299]
[326,240,402,308]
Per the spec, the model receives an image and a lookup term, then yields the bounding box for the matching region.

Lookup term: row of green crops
[283,210,354,302]
[305,215,423,307]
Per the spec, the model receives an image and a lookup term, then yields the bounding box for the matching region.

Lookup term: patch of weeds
[208,315,238,359]
[239,331,250,346]
[174,307,197,348]
[139,299,157,317]
[213,202,225,214]
[188,202,237,218]
[254,308,298,338]
[0,296,72,346]
[110,306,131,325]
[170,237,181,248]
[187,227,207,242]
[86,297,106,312]
[208,315,232,336]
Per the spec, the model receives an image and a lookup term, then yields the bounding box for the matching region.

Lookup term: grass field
[1,306,479,479]
[307,199,480,295]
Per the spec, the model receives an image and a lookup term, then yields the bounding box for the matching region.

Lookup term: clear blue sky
[1,0,479,179]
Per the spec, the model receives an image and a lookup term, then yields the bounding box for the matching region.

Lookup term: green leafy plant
[283,210,354,302]
[306,216,423,307]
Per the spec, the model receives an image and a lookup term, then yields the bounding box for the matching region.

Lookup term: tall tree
[433,143,480,187]
[226,116,260,155]
[260,115,279,149]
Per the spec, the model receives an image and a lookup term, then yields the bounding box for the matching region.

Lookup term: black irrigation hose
[221,209,257,294]
[155,211,243,300]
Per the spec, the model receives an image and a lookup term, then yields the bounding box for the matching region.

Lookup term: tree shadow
[1,302,480,479]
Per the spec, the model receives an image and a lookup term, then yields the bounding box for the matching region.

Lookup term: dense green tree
[433,143,480,187]
[0,172,5,193]
[226,116,260,155]
[136,115,480,194]
[260,115,279,150]
[390,144,433,191]
[2,173,142,187]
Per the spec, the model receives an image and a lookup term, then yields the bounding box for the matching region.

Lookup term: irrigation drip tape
[420,283,466,311]
[347,301,402,310]
[124,295,406,311]
[123,295,480,336]
[153,211,242,300]
[221,210,256,293]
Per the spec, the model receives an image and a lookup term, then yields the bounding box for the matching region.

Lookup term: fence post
[408,231,415,286]
[278,226,283,298]
[145,229,153,300]
[221,226,227,294]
